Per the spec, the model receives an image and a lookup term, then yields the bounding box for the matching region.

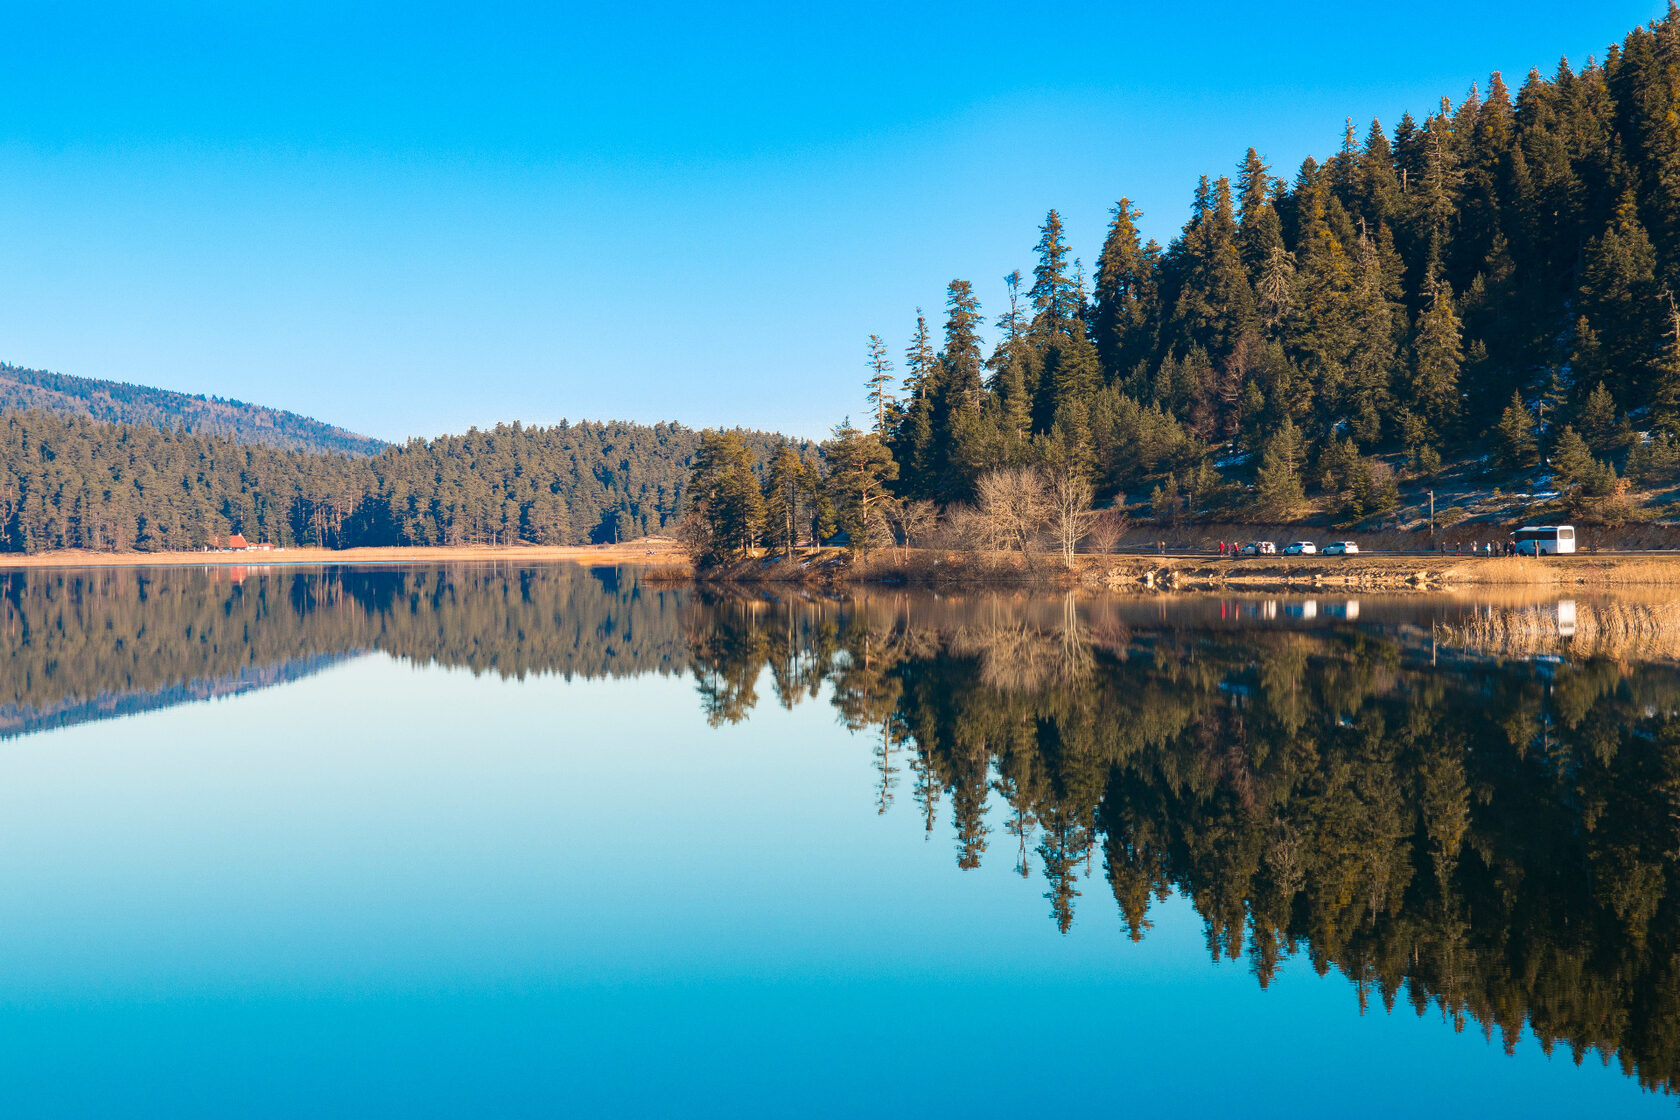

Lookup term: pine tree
[762,442,809,555]
[1652,290,1680,432]
[1165,177,1257,361]
[1409,281,1464,437]
[1578,192,1662,403]
[1495,391,1538,470]
[890,309,940,499]
[683,429,765,565]
[1236,148,1284,280]
[824,421,899,557]
[865,334,896,436]
[1254,417,1306,513]
[940,280,985,415]
[1029,209,1077,336]
[1548,424,1615,496]
[1578,380,1620,452]
[1093,199,1152,379]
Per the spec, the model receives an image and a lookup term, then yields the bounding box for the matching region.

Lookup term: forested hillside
[0,410,800,552]
[0,363,386,456]
[868,6,1680,520]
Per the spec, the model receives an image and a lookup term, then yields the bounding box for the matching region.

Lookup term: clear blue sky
[0,1,1667,442]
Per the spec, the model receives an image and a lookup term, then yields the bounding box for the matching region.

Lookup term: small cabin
[1514,525,1576,555]
[227,533,249,550]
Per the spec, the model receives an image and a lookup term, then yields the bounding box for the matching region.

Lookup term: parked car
[1240,541,1276,556]
[1321,541,1359,555]
[1282,541,1318,555]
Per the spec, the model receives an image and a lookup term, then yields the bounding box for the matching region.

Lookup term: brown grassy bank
[698,546,1680,592]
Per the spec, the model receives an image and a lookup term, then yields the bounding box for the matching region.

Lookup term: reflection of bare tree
[948,595,1093,695]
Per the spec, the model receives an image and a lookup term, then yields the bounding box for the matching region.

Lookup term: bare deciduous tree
[1049,469,1094,561]
[975,467,1052,555]
[1085,508,1127,555]
[892,499,939,555]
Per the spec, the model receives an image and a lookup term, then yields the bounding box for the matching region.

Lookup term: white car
[1240,541,1276,556]
[1321,541,1359,555]
[1282,541,1318,555]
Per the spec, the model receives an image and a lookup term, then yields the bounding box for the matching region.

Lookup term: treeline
[0,363,387,457]
[0,410,796,552]
[845,7,1680,519]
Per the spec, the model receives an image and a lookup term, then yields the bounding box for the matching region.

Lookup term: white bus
[1514,525,1576,555]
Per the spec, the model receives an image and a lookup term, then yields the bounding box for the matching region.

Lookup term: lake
[0,563,1676,1117]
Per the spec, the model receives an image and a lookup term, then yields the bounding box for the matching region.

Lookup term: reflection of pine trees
[682,591,1680,1094]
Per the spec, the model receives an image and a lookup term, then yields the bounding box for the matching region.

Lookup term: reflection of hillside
[0,652,362,740]
[0,565,688,733]
[684,591,1680,1096]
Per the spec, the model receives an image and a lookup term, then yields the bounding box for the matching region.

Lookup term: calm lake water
[1,563,1677,1117]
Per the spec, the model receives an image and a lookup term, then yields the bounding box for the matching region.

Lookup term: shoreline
[0,542,694,572]
[702,547,1680,592]
[9,542,1680,592]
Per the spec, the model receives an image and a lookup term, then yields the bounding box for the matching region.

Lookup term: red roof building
[227,533,249,550]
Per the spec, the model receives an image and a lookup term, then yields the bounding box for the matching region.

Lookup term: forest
[864,6,1680,517]
[679,6,1680,559]
[0,410,796,552]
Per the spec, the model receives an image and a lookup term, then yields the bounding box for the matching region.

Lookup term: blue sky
[0,1,1667,442]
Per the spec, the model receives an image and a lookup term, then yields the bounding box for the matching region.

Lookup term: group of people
[1445,539,1518,556]
[1215,541,1247,556]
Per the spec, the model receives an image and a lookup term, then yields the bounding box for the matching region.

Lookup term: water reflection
[5,565,1680,1095]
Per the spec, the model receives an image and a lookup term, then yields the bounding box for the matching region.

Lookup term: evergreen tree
[763,442,811,555]
[684,429,765,564]
[824,422,899,557]
[1579,192,1662,404]
[1029,209,1077,336]
[1578,380,1622,453]
[1165,177,1257,361]
[1236,148,1284,280]
[890,309,940,499]
[939,280,985,416]
[1409,282,1465,437]
[1495,391,1538,470]
[865,334,896,436]
[1254,418,1306,513]
[1548,424,1616,497]
[1093,199,1153,379]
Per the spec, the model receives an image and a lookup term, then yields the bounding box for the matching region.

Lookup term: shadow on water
[5,564,1680,1094]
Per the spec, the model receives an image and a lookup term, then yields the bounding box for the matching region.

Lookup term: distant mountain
[0,363,385,456]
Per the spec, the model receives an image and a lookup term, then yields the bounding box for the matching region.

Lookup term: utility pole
[1429,490,1435,537]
